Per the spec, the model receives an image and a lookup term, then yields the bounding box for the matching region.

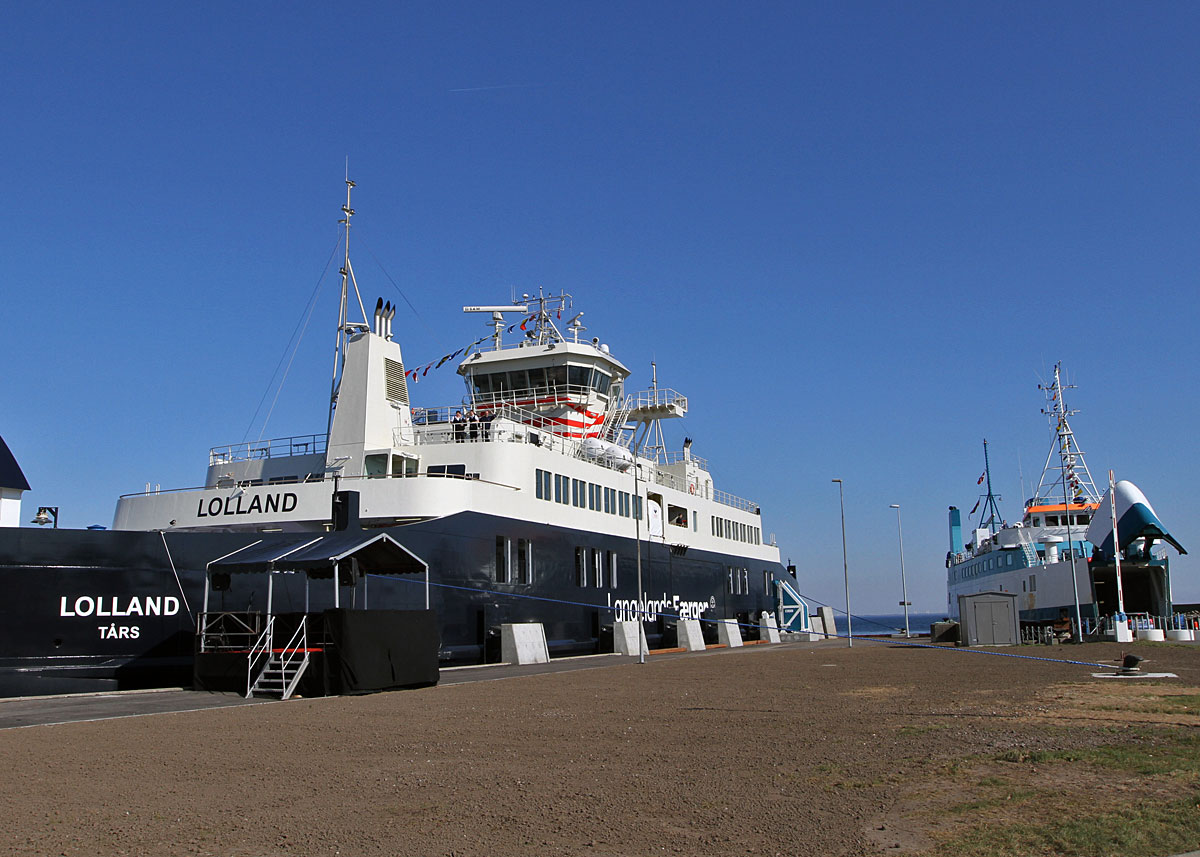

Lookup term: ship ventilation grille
[384,358,409,404]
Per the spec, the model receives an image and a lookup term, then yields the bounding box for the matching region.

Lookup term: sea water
[851,612,948,636]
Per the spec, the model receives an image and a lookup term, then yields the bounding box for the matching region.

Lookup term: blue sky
[2,2,1196,613]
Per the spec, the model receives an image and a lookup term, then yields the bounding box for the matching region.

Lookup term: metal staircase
[246,616,310,700]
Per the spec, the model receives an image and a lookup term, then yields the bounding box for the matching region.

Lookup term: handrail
[278,617,308,700]
[246,615,275,698]
[198,611,264,652]
[210,434,328,466]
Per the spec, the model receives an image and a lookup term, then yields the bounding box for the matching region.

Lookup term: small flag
[977,471,986,485]
[970,499,980,514]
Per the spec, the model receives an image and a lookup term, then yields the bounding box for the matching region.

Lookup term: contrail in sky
[448,83,544,93]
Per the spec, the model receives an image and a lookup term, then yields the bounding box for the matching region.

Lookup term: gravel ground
[0,639,1194,857]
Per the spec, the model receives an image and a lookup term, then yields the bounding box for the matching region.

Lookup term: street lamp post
[890,504,910,637]
[832,479,851,647]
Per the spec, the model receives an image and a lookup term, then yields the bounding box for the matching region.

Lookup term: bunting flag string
[399,311,541,383]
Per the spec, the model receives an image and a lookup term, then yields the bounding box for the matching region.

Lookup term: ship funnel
[948,506,964,555]
[373,297,384,335]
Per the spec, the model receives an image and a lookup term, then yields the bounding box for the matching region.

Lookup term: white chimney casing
[327,329,414,477]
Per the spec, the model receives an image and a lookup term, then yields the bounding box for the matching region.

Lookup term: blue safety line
[384,575,1115,669]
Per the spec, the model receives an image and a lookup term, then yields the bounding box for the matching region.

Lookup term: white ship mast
[1031,362,1100,507]
[326,177,370,439]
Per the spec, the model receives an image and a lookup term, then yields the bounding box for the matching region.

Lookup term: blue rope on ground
[383,575,1116,670]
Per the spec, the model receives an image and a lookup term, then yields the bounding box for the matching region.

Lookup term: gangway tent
[198,531,437,694]
[204,530,429,608]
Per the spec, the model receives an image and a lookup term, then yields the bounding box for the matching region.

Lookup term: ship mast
[326,177,369,439]
[1032,362,1100,508]
[977,438,1004,534]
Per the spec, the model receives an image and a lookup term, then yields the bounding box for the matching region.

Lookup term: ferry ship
[0,180,809,697]
[946,363,1185,628]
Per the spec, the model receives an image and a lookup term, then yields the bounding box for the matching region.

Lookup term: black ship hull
[0,513,781,697]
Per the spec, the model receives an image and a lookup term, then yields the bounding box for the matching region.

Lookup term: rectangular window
[575,547,587,587]
[608,552,618,589]
[728,567,734,594]
[1046,515,1059,526]
[742,568,749,593]
[588,483,600,511]
[573,479,585,508]
[1029,574,1037,592]
[633,495,643,520]
[554,474,566,504]
[711,516,716,536]
[592,548,604,588]
[763,569,772,594]
[495,536,510,584]
[517,538,532,585]
[693,511,698,532]
[603,487,612,514]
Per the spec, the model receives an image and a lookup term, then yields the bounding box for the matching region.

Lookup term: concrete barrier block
[759,612,781,643]
[613,621,648,656]
[1138,628,1166,642]
[500,623,549,664]
[677,619,705,651]
[817,606,838,639]
[717,618,743,648]
[1114,620,1133,643]
[1166,629,1195,642]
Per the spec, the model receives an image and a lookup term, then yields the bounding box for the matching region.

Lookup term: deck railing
[210,434,327,466]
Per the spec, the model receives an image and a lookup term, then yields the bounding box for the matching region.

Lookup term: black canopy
[207,531,427,578]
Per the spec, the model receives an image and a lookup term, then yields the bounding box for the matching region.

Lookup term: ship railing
[658,450,710,471]
[623,387,687,411]
[246,615,275,698]
[210,434,327,465]
[197,611,265,652]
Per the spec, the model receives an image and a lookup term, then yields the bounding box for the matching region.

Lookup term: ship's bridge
[457,296,629,440]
